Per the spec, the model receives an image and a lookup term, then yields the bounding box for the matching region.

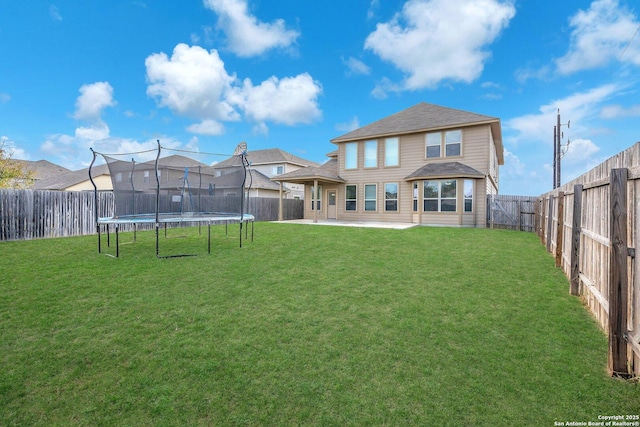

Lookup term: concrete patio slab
[272,219,418,230]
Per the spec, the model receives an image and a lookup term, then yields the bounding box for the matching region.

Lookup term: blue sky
[1,0,639,196]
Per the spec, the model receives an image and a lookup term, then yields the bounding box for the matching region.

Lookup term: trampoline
[89,141,254,258]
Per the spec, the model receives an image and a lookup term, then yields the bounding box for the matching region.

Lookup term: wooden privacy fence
[538,141,640,378]
[487,194,536,231]
[0,190,304,241]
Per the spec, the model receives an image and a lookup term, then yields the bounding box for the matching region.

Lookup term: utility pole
[554,109,570,189]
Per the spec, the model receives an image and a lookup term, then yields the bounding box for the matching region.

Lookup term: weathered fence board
[0,190,304,241]
[486,194,537,231]
[538,141,640,378]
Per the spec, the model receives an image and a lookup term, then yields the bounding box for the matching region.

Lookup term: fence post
[555,191,564,268]
[546,196,554,253]
[570,185,583,296]
[608,168,631,377]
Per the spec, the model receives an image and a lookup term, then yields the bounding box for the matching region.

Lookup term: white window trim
[345,142,358,170]
[345,184,357,212]
[364,140,378,168]
[384,137,399,167]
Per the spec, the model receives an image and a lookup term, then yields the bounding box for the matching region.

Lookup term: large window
[345,185,357,211]
[423,180,457,212]
[426,130,462,158]
[364,140,377,168]
[464,180,473,212]
[385,137,399,167]
[345,142,358,169]
[385,183,398,211]
[364,184,377,211]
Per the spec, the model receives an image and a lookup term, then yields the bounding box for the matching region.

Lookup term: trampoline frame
[89,141,254,258]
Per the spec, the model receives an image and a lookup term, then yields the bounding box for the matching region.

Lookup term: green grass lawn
[1,223,638,426]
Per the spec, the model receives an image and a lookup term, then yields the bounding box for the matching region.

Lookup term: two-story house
[215,148,319,199]
[273,102,504,227]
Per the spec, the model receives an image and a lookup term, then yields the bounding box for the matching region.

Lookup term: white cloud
[186,119,226,135]
[75,121,110,141]
[555,0,640,74]
[335,116,360,132]
[49,5,62,21]
[146,44,240,123]
[203,0,299,57]
[505,83,621,145]
[364,0,515,91]
[343,57,371,76]
[562,138,601,165]
[73,82,116,121]
[600,103,640,119]
[0,135,30,160]
[146,44,323,134]
[231,73,322,127]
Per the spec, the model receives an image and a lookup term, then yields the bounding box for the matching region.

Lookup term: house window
[423,180,457,212]
[272,165,284,175]
[311,185,322,210]
[464,179,473,212]
[345,142,357,169]
[115,172,122,183]
[365,140,377,168]
[413,182,418,212]
[426,133,441,158]
[345,184,357,211]
[364,184,377,211]
[445,130,461,157]
[426,130,463,158]
[143,170,150,183]
[385,137,399,167]
[385,183,398,212]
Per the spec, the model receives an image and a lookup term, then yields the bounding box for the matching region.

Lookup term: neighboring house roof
[34,164,109,190]
[247,169,285,191]
[270,158,345,184]
[14,159,70,182]
[405,162,485,181]
[214,148,319,168]
[331,102,503,164]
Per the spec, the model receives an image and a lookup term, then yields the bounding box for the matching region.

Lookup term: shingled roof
[215,148,319,168]
[331,102,503,164]
[404,162,484,181]
[270,158,345,184]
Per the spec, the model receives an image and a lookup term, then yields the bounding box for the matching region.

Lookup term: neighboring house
[215,148,319,199]
[273,102,504,227]
[13,159,70,188]
[34,164,111,191]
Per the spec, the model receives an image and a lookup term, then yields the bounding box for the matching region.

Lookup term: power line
[619,24,640,61]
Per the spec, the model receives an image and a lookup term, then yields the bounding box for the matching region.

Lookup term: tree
[0,137,34,189]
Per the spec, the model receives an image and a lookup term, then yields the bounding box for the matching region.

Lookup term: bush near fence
[0,190,303,241]
[537,141,640,378]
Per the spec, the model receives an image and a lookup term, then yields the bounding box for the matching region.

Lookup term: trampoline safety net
[89,141,254,257]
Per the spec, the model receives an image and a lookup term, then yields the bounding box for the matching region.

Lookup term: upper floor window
[345,142,357,169]
[426,133,441,158]
[426,130,462,158]
[445,130,461,157]
[385,137,399,167]
[364,140,377,168]
[272,165,284,175]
